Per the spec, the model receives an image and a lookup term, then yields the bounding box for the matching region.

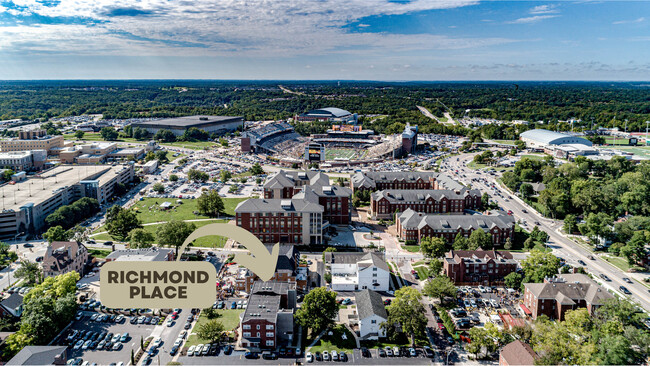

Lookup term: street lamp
[646,121,649,146]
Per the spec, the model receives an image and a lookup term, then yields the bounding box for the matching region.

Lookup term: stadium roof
[520,129,592,146]
[135,115,242,127]
[304,107,352,118]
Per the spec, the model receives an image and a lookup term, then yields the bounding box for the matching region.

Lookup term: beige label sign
[100,261,217,308]
[99,224,279,308]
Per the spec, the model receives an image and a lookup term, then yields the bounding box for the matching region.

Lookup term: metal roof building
[520,129,592,148]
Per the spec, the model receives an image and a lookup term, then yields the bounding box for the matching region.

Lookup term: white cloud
[529,4,559,14]
[507,15,559,24]
[613,17,645,25]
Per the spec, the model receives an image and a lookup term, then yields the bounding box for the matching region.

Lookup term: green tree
[128,228,155,249]
[152,183,165,194]
[196,319,225,344]
[423,276,456,304]
[144,151,156,162]
[155,150,169,163]
[197,190,225,218]
[563,214,578,234]
[322,247,336,261]
[504,237,513,250]
[428,258,443,276]
[74,130,85,139]
[106,205,142,242]
[453,232,469,250]
[519,183,534,199]
[578,212,613,242]
[220,170,232,182]
[169,174,179,182]
[383,287,427,346]
[250,163,264,175]
[100,127,118,141]
[481,192,490,209]
[188,169,209,182]
[154,129,176,142]
[502,171,521,191]
[468,229,492,250]
[43,226,69,243]
[620,231,648,265]
[15,261,41,284]
[521,249,561,283]
[133,127,148,140]
[156,220,196,256]
[420,236,446,258]
[504,272,523,289]
[295,287,338,334]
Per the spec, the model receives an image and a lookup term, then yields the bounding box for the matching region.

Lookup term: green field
[92,219,229,247]
[308,325,357,354]
[402,245,421,253]
[88,249,111,258]
[324,148,366,160]
[64,132,218,150]
[413,265,430,279]
[131,197,247,223]
[185,309,245,347]
[603,136,639,146]
[604,145,650,159]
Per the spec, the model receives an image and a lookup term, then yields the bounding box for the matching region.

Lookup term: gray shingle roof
[6,346,67,365]
[355,289,387,320]
[1,293,23,312]
[235,198,324,213]
[352,171,464,191]
[525,275,613,306]
[398,208,514,231]
[242,294,280,322]
[372,189,480,204]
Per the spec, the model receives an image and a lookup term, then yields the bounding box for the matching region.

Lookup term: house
[239,282,294,350]
[0,293,24,318]
[235,245,308,293]
[324,252,390,291]
[499,340,538,366]
[397,208,515,245]
[6,345,68,365]
[370,189,481,219]
[41,241,88,277]
[443,250,518,285]
[354,289,388,340]
[522,274,614,320]
[105,247,174,262]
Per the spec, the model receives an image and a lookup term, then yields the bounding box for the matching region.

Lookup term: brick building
[351,171,463,193]
[443,250,518,285]
[41,241,89,277]
[397,208,514,244]
[235,245,308,293]
[370,188,481,219]
[239,281,295,350]
[522,274,614,320]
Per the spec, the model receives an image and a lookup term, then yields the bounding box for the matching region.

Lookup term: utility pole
[646,121,650,146]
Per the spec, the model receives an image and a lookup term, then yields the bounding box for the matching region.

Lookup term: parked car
[262,351,277,360]
[323,351,330,361]
[306,352,314,363]
[244,352,257,359]
[187,345,196,356]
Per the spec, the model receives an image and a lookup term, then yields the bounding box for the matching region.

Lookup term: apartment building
[235,245,308,293]
[235,198,324,245]
[351,171,463,193]
[0,130,65,154]
[443,250,518,285]
[263,170,352,224]
[240,281,295,350]
[397,208,514,244]
[105,247,174,262]
[324,251,390,291]
[41,241,89,277]
[370,188,481,219]
[522,274,614,320]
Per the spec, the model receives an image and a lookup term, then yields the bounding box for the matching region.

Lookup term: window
[243,332,251,337]
[266,325,274,330]
[243,325,251,329]
[256,325,260,330]
[257,332,260,337]
[266,332,274,337]
[266,341,274,346]
[371,320,377,324]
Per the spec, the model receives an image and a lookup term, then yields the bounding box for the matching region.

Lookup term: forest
[2,81,650,137]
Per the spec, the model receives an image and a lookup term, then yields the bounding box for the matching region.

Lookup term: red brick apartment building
[235,245,308,293]
[351,171,464,193]
[443,250,518,285]
[370,188,481,219]
[239,281,295,350]
[396,208,515,245]
[522,274,614,320]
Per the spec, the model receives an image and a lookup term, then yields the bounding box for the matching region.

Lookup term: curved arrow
[176,223,279,281]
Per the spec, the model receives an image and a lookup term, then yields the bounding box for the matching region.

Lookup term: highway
[445,153,650,312]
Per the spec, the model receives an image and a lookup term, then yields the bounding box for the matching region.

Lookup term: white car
[152,337,162,348]
[195,344,204,356]
[179,330,187,339]
[306,352,313,363]
[323,351,330,361]
[166,319,174,327]
[82,340,92,350]
[173,339,183,348]
[187,345,196,356]
[73,340,84,350]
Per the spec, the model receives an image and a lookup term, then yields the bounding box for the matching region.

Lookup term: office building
[239,281,295,350]
[0,150,47,171]
[0,130,65,154]
[354,289,388,340]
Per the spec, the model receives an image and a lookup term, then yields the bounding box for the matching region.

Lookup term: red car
[438,323,446,331]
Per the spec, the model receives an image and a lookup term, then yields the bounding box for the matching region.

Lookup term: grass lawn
[63,132,218,150]
[413,260,429,267]
[402,245,421,253]
[413,265,430,279]
[602,255,632,272]
[466,161,512,172]
[160,141,217,150]
[605,145,650,159]
[88,249,111,258]
[492,139,516,145]
[185,309,244,347]
[520,154,546,161]
[308,324,357,353]
[168,153,186,162]
[91,219,229,247]
[131,197,247,223]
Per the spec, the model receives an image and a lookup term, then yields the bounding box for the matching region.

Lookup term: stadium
[295,107,358,124]
[241,122,308,157]
[131,115,244,136]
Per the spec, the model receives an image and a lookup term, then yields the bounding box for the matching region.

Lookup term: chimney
[53,354,65,365]
[46,245,53,258]
[67,245,73,260]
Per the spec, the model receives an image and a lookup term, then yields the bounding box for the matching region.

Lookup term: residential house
[0,293,24,318]
[41,241,88,277]
[324,252,390,291]
[499,340,538,366]
[239,281,295,350]
[6,345,68,365]
[354,289,388,340]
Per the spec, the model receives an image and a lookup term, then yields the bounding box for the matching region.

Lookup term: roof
[399,208,515,232]
[235,198,323,214]
[251,281,293,296]
[444,249,516,265]
[134,115,243,128]
[6,345,67,365]
[372,188,480,204]
[525,275,613,306]
[324,252,390,273]
[302,107,352,118]
[268,244,297,272]
[264,170,330,190]
[355,289,387,320]
[105,247,173,262]
[500,340,537,366]
[42,241,87,273]
[242,294,281,322]
[1,292,23,312]
[520,129,592,146]
[352,171,463,191]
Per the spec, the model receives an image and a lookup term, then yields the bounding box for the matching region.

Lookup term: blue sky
[0,0,649,80]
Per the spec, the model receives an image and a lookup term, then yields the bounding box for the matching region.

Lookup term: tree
[155,150,169,163]
[504,237,513,250]
[524,237,535,250]
[152,183,165,194]
[197,190,225,218]
[182,127,209,141]
[219,138,228,147]
[521,249,561,283]
[519,183,534,199]
[322,247,336,261]
[295,287,338,334]
[481,192,490,209]
[154,129,176,142]
[144,151,156,162]
[420,236,446,258]
[453,232,469,250]
[423,276,456,304]
[133,127,148,140]
[106,206,142,242]
[43,226,69,243]
[188,169,209,182]
[502,171,521,191]
[196,319,225,344]
[504,272,523,289]
[468,230,492,250]
[620,231,648,265]
[220,170,232,182]
[578,212,613,242]
[428,258,443,276]
[250,163,264,175]
[15,261,41,284]
[74,130,85,139]
[383,287,427,346]
[128,228,155,248]
[100,127,118,141]
[169,174,178,182]
[156,220,196,256]
[563,214,578,234]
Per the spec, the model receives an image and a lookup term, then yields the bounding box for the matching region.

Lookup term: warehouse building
[131,115,243,136]
[519,129,592,149]
[0,164,134,239]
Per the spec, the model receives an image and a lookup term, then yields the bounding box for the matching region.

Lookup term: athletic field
[603,145,650,159]
[324,148,367,160]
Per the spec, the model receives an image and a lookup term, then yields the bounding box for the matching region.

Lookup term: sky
[0,0,649,80]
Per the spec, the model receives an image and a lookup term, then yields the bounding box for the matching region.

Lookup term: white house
[354,289,388,340]
[324,252,390,292]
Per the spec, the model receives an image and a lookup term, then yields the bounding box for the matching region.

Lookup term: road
[445,153,650,312]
